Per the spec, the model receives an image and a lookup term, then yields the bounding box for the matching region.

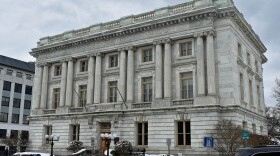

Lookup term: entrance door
[100,123,111,154]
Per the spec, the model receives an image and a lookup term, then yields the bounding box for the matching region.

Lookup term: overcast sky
[0,0,279,107]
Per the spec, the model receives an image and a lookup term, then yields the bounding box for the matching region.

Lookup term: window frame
[70,124,80,141]
[10,130,18,139]
[176,120,191,146]
[80,60,88,72]
[0,129,7,138]
[0,112,8,122]
[3,81,11,91]
[179,41,193,57]
[142,48,153,63]
[16,72,23,78]
[108,81,118,103]
[53,88,60,109]
[25,85,32,95]
[23,115,29,125]
[6,69,13,76]
[1,96,10,107]
[24,100,31,109]
[249,80,253,105]
[136,122,148,146]
[11,113,20,124]
[141,77,153,102]
[79,85,87,107]
[14,83,22,93]
[240,73,244,101]
[13,98,21,108]
[109,54,118,68]
[54,64,62,76]
[180,72,193,99]
[26,74,32,80]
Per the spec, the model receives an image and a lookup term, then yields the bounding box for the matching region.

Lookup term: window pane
[138,135,142,145]
[144,123,148,133]
[178,134,184,145]
[12,114,19,123]
[138,123,142,134]
[0,129,7,138]
[10,130,18,139]
[185,121,191,133]
[178,122,183,133]
[3,81,11,91]
[186,134,191,145]
[24,100,31,109]
[0,113,8,122]
[13,98,21,108]
[25,86,32,95]
[14,83,22,93]
[144,134,148,145]
[1,97,9,107]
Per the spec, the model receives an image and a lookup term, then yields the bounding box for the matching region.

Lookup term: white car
[13,152,53,156]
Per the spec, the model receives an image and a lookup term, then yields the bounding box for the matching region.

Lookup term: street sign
[204,137,214,148]
[242,130,250,140]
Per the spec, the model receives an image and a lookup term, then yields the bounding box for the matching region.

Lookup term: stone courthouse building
[29,0,267,155]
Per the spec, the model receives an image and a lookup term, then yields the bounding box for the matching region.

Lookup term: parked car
[13,152,52,156]
[235,145,280,156]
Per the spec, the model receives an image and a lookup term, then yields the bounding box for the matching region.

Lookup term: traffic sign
[204,137,214,148]
[242,130,250,140]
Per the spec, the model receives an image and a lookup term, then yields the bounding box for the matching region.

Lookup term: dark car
[235,145,280,156]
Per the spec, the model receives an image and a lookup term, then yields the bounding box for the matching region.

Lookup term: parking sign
[204,137,214,148]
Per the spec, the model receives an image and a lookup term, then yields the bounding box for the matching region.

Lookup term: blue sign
[204,137,214,148]
[242,130,250,140]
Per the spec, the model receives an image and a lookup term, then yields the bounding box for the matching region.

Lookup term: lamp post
[45,134,60,156]
[100,133,117,156]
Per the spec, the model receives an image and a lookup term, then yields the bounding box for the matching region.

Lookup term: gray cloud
[0,0,278,106]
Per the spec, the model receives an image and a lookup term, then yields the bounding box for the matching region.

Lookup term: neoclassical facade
[29,0,267,155]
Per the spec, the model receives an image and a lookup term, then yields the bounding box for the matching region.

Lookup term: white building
[0,55,35,152]
[29,0,267,155]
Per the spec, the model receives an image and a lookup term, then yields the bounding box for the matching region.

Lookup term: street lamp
[100,133,117,156]
[45,134,60,156]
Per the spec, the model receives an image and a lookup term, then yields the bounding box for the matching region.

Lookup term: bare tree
[209,119,243,156]
[272,77,280,106]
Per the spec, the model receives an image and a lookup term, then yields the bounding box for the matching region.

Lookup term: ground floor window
[44,125,52,144]
[137,122,148,146]
[70,125,80,141]
[176,121,191,146]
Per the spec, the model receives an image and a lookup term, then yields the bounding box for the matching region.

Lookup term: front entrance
[100,122,111,154]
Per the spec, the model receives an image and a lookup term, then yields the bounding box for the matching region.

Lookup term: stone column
[206,31,216,95]
[118,49,127,102]
[196,33,205,96]
[87,55,95,105]
[94,53,102,104]
[155,41,163,99]
[59,60,68,107]
[34,65,43,109]
[65,58,74,107]
[164,39,172,98]
[126,47,135,102]
[40,64,49,109]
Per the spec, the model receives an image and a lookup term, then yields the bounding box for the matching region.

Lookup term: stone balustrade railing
[131,102,152,109]
[37,1,195,46]
[69,107,84,113]
[172,99,194,106]
[94,103,122,111]
[43,109,56,115]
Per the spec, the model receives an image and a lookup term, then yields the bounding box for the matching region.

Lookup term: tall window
[80,60,88,72]
[0,129,7,138]
[12,114,19,124]
[13,98,21,108]
[71,125,80,141]
[108,81,117,103]
[0,113,8,122]
[247,52,251,66]
[79,85,87,107]
[142,49,153,62]
[1,97,9,106]
[25,86,32,95]
[3,81,11,91]
[180,42,192,56]
[177,121,191,146]
[137,122,148,146]
[22,131,29,140]
[109,55,118,68]
[252,123,256,134]
[142,77,152,102]
[53,88,60,109]
[54,65,62,76]
[10,130,18,139]
[14,83,22,93]
[44,125,52,144]
[238,43,242,58]
[181,73,193,99]
[257,85,261,107]
[240,73,244,101]
[255,60,259,73]
[249,80,253,105]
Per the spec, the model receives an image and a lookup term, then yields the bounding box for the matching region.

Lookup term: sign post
[204,137,214,155]
[91,137,95,153]
[242,130,250,147]
[166,138,171,156]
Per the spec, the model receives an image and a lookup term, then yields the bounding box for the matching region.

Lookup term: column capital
[35,62,44,67]
[164,38,172,44]
[96,52,104,57]
[60,58,67,63]
[194,32,203,38]
[118,47,126,52]
[207,30,215,36]
[66,57,75,62]
[42,62,51,66]
[87,53,95,58]
[153,40,162,45]
[127,46,136,51]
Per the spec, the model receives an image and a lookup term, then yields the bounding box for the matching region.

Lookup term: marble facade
[29,0,267,155]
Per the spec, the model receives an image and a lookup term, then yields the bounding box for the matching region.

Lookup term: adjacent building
[29,0,267,155]
[0,55,35,152]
